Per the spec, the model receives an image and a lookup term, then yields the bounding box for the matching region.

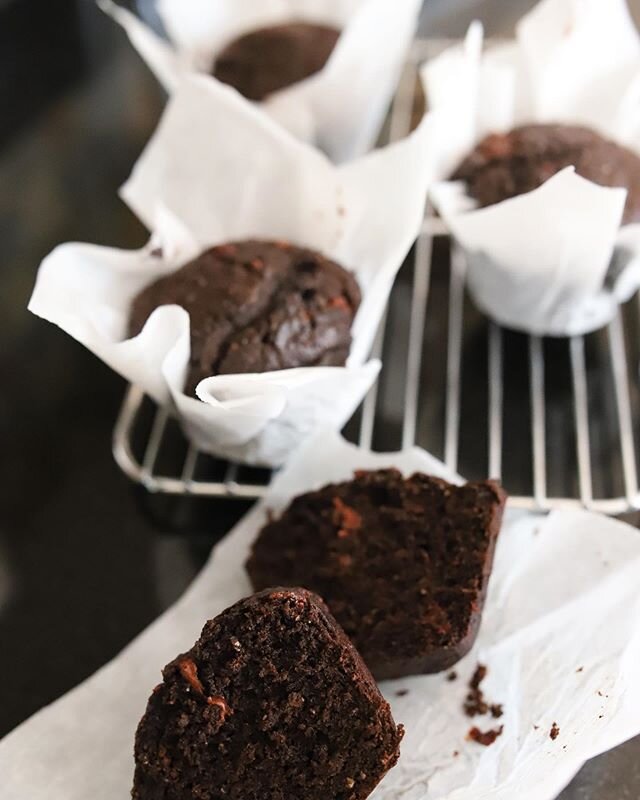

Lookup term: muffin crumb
[467,726,504,747]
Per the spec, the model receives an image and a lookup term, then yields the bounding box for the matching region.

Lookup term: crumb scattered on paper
[467,726,504,746]
[464,664,502,720]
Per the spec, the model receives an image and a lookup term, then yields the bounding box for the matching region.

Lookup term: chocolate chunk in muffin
[247,470,507,680]
[212,23,341,101]
[129,240,361,395]
[451,123,640,224]
[132,588,403,800]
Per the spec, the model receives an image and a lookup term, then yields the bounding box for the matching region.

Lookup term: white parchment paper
[2,431,640,800]
[99,0,422,163]
[422,0,640,336]
[29,76,435,466]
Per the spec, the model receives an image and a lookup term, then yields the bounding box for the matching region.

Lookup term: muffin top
[212,22,341,101]
[451,123,640,224]
[129,240,361,395]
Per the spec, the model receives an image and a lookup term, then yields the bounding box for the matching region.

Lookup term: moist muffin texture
[132,588,403,800]
[451,123,640,224]
[247,470,507,680]
[212,23,341,101]
[129,240,361,395]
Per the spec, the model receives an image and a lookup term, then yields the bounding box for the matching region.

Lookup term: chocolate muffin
[132,588,404,800]
[129,240,361,395]
[247,470,507,680]
[451,123,640,224]
[212,23,341,101]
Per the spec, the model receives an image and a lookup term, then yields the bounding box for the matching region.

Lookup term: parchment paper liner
[29,76,437,465]
[421,0,640,336]
[100,0,422,163]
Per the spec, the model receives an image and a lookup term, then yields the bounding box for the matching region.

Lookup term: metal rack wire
[113,39,640,515]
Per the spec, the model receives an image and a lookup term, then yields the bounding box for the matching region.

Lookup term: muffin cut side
[212,23,341,101]
[132,587,403,800]
[451,123,640,224]
[129,240,361,395]
[247,470,507,680]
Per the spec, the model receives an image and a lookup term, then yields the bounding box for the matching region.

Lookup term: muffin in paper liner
[98,0,422,163]
[29,76,439,466]
[421,0,640,337]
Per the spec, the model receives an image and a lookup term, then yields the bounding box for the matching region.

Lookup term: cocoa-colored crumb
[467,726,504,746]
[464,664,504,728]
[463,664,489,717]
[447,671,458,682]
[550,722,560,741]
[395,689,409,697]
[469,664,487,689]
[464,696,488,716]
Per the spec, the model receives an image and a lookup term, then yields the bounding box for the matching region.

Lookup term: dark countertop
[1,2,639,797]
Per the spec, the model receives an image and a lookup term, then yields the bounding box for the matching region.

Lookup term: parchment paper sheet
[3,431,640,800]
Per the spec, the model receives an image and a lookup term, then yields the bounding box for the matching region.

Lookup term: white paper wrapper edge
[430,168,632,337]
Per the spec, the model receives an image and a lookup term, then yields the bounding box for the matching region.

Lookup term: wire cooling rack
[113,40,640,514]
